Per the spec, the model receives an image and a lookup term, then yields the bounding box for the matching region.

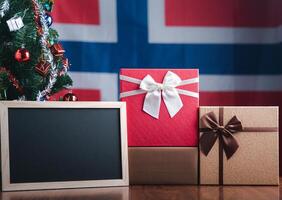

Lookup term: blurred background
[52,0,282,172]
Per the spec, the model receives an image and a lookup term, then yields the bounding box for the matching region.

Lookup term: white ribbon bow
[140,71,183,118]
[120,71,199,119]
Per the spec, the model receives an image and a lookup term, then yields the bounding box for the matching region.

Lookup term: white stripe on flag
[69,72,282,101]
[200,75,282,91]
[148,0,282,44]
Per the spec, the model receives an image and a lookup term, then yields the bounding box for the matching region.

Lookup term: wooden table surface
[1,179,281,200]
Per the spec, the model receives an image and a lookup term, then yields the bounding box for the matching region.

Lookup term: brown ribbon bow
[200,112,243,159]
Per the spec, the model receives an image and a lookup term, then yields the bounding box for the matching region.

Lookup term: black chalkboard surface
[0,102,128,191]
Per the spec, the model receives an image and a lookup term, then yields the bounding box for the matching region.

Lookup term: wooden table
[1,179,280,200]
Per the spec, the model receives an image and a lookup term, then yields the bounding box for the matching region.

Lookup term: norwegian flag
[52,0,282,171]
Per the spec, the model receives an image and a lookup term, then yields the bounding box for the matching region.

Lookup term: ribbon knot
[199,112,243,159]
[156,83,164,90]
[216,125,225,131]
[139,71,183,119]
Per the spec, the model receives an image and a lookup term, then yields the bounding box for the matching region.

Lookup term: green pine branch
[0,0,73,100]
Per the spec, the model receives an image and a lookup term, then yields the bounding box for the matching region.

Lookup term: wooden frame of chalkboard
[0,101,129,191]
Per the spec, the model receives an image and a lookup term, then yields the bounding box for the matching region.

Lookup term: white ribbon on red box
[120,71,199,119]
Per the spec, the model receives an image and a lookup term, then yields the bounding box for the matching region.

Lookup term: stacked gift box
[120,69,279,185]
[120,69,199,184]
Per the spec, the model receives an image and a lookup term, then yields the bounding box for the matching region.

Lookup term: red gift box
[120,69,199,147]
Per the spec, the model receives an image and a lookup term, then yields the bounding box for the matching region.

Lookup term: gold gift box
[199,107,279,185]
[129,147,198,184]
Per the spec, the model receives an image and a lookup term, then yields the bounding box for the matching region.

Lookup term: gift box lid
[120,69,199,147]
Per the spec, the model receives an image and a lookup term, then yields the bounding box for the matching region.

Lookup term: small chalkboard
[0,101,128,191]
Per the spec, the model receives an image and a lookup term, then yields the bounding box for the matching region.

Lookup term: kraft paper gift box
[129,147,198,185]
[120,69,199,147]
[199,107,279,185]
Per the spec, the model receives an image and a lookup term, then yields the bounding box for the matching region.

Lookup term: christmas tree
[0,0,72,101]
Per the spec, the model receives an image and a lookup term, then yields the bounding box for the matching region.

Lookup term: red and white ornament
[63,92,78,101]
[35,60,51,76]
[51,43,65,57]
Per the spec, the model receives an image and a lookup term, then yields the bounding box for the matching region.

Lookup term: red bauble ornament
[63,92,78,101]
[35,60,51,76]
[15,48,30,62]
